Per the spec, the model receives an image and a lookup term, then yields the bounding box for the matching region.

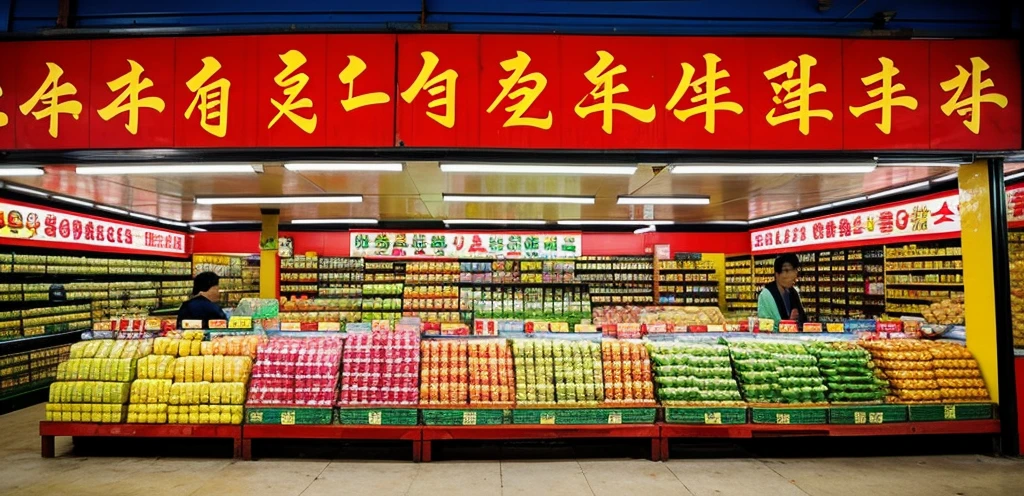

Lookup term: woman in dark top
[176,271,227,328]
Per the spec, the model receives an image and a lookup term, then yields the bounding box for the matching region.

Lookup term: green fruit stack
[729,341,827,404]
[806,342,888,403]
[649,342,742,404]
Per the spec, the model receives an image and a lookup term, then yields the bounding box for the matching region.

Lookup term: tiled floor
[2,404,1023,495]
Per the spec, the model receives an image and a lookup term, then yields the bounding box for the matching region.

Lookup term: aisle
[3,404,1024,496]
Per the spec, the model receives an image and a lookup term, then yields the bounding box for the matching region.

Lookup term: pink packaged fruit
[338,330,420,406]
[246,337,343,407]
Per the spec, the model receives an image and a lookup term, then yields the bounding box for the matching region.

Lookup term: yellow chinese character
[96,60,166,135]
[940,56,1008,134]
[574,51,655,134]
[18,63,83,139]
[486,51,552,129]
[763,54,833,135]
[185,56,230,138]
[339,55,390,111]
[665,53,743,133]
[0,84,7,128]
[848,57,918,134]
[400,51,458,128]
[269,49,317,134]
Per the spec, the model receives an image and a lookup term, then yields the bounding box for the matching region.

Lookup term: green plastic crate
[665,407,747,425]
[908,403,994,422]
[829,405,908,424]
[421,409,508,426]
[512,408,656,425]
[245,407,334,425]
[337,408,418,425]
[751,407,828,425]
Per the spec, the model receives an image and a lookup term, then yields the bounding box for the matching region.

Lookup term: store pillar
[260,210,280,299]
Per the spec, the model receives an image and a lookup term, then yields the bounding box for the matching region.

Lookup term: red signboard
[0,35,1018,151]
[0,197,188,257]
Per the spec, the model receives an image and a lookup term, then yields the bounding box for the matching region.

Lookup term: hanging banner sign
[0,197,187,256]
[750,192,961,254]
[0,36,1018,151]
[350,231,582,259]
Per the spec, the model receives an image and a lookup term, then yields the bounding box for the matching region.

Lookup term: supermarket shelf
[657,268,717,273]
[886,254,963,260]
[0,330,86,356]
[458,282,586,288]
[884,268,963,272]
[884,283,964,287]
[0,299,92,310]
[38,422,243,459]
[243,424,422,461]
[421,424,661,462]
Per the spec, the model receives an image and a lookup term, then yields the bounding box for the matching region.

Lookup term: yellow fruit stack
[928,343,990,402]
[45,339,152,422]
[125,355,176,424]
[166,355,251,425]
[860,340,941,403]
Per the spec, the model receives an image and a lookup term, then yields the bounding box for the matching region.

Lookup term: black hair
[774,254,801,274]
[192,271,220,296]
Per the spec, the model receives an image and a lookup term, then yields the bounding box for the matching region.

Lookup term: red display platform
[38,422,243,458]
[241,425,423,461]
[420,425,662,462]
[658,420,1001,460]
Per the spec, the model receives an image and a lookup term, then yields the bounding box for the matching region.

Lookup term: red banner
[0,35,1018,151]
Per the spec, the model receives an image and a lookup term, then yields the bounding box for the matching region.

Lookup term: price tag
[776,413,791,424]
[280,410,296,425]
[248,411,264,423]
[462,411,477,426]
[540,413,556,425]
[281,322,302,331]
[368,411,383,425]
[704,412,722,425]
[228,316,252,329]
[854,412,868,424]
[868,412,884,424]
[944,405,957,420]
[608,412,622,425]
[318,322,341,332]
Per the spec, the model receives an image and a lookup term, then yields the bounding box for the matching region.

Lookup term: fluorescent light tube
[770,211,800,220]
[0,167,44,177]
[1005,171,1024,182]
[673,163,876,174]
[799,204,833,214]
[51,195,94,208]
[748,217,772,225]
[703,221,749,226]
[877,161,963,167]
[4,184,49,197]
[76,164,258,175]
[189,226,208,232]
[443,194,594,205]
[158,219,188,227]
[557,220,674,226]
[616,196,710,205]
[866,182,930,200]
[443,219,547,225]
[290,219,379,225]
[95,205,129,215]
[188,221,261,226]
[284,162,403,172]
[129,212,158,221]
[932,173,959,183]
[633,225,658,234]
[440,163,636,175]
[831,196,868,207]
[195,195,363,205]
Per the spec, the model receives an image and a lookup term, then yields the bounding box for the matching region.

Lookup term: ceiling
[0,162,963,223]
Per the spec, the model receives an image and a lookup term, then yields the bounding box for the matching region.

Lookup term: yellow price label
[704,412,722,425]
[854,412,868,424]
[868,412,884,424]
[228,316,252,329]
[608,412,622,425]
[944,405,957,420]
[280,410,296,425]
[368,411,383,425]
[462,411,478,425]
[248,411,264,423]
[776,413,791,424]
[540,413,556,425]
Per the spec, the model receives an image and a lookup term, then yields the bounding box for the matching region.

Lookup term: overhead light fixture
[703,220,750,226]
[443,219,547,225]
[866,181,930,200]
[76,164,258,175]
[188,220,262,226]
[129,212,158,221]
[932,173,959,183]
[0,167,45,177]
[557,220,674,226]
[95,205,129,215]
[4,184,49,197]
[616,196,710,205]
[1005,171,1024,182]
[158,219,188,227]
[799,204,834,214]
[290,218,379,225]
[443,194,595,205]
[770,211,800,220]
[831,196,868,207]
[748,217,772,225]
[51,195,94,208]
[195,195,363,205]
[440,163,637,175]
[672,162,876,175]
[876,161,964,168]
[189,226,208,232]
[633,225,658,234]
[284,162,403,172]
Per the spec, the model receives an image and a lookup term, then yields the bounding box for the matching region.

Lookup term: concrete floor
[2,404,1023,496]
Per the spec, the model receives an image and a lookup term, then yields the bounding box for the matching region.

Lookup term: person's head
[192,271,221,302]
[774,254,800,289]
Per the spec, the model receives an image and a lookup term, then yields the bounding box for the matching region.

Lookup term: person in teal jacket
[757,253,807,326]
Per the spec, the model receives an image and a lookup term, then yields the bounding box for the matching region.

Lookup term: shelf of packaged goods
[242,424,422,461]
[0,299,92,311]
[39,422,243,459]
[885,254,963,261]
[657,268,717,274]
[885,268,963,272]
[574,269,653,273]
[658,280,719,285]
[884,283,964,287]
[0,380,53,413]
[458,282,585,288]
[0,329,86,356]
[885,296,957,302]
[420,424,660,462]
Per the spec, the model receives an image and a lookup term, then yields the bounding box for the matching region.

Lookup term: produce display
[46,339,151,422]
[860,340,941,403]
[419,339,468,405]
[649,342,742,404]
[928,342,989,402]
[729,341,827,404]
[338,330,420,406]
[1010,231,1024,347]
[921,298,965,326]
[468,339,515,405]
[601,340,654,404]
[806,342,887,403]
[639,306,726,327]
[512,339,603,405]
[247,337,343,407]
